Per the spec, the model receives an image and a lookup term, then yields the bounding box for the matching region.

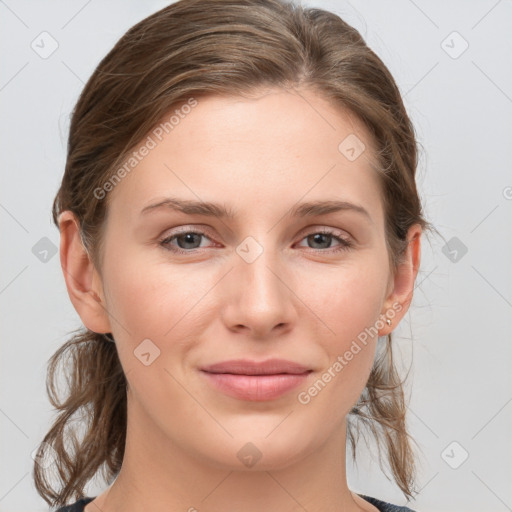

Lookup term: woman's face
[89,88,413,470]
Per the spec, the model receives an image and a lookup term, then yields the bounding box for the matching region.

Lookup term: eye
[159,229,214,254]
[159,227,353,255]
[296,228,353,253]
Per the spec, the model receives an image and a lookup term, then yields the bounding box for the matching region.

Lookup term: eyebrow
[140,197,372,222]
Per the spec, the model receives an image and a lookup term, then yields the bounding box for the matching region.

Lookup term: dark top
[54,494,416,511]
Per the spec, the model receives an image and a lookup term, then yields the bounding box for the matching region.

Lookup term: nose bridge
[236,233,284,300]
[228,232,294,332]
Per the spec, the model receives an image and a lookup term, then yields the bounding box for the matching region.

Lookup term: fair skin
[59,87,421,512]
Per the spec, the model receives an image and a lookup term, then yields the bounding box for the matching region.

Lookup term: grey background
[1,1,511,511]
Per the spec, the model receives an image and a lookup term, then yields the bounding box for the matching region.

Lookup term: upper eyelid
[161,226,216,241]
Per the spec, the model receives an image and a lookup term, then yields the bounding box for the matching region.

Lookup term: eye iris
[177,233,202,249]
[308,233,331,249]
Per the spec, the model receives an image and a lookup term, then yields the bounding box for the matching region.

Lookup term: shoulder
[54,494,417,512]
[359,494,418,512]
[53,496,96,512]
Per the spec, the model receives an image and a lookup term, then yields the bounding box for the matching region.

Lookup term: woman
[34,0,431,510]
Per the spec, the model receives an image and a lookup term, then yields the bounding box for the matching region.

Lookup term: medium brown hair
[34,0,432,507]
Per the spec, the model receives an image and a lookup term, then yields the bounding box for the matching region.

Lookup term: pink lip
[200,358,312,401]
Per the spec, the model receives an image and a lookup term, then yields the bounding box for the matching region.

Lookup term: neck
[91,397,370,512]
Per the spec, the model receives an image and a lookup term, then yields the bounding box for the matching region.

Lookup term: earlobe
[58,211,111,334]
[379,224,423,336]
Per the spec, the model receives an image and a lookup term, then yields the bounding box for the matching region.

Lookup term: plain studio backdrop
[1,1,511,511]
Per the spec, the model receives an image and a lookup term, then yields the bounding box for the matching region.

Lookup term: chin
[198,429,320,473]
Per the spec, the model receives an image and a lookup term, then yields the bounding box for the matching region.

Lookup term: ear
[58,210,112,334]
[378,224,422,336]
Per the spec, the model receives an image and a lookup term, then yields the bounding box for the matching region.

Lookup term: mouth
[200,358,313,401]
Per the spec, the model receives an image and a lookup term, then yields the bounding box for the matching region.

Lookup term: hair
[34,0,433,507]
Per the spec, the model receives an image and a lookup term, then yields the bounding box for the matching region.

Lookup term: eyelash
[158,227,354,255]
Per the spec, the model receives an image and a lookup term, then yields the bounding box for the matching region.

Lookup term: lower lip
[201,372,310,401]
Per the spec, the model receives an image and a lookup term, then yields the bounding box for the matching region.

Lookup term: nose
[221,244,297,339]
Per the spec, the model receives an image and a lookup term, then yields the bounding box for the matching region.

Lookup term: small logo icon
[31,442,58,469]
[30,31,59,59]
[338,134,366,161]
[441,31,469,59]
[32,237,58,263]
[442,236,468,263]
[236,236,264,264]
[237,442,262,468]
[441,441,469,469]
[134,338,161,366]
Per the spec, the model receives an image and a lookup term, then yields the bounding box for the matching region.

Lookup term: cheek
[295,256,388,399]
[304,257,389,343]
[101,253,202,416]
[102,246,195,335]
[293,266,387,431]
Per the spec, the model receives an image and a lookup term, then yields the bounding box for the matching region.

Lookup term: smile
[200,358,313,401]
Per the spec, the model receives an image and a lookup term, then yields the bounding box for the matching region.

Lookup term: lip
[201,358,312,375]
[200,358,312,401]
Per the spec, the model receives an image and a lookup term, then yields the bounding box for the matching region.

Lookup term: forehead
[106,88,384,226]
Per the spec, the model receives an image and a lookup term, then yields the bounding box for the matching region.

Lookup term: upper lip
[200,358,312,376]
